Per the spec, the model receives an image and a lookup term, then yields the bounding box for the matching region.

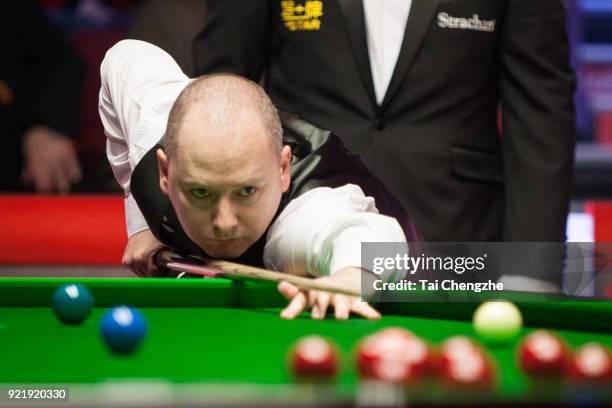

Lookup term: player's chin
[200,239,251,259]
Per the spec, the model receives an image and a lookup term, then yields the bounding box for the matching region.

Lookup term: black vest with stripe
[130,111,421,267]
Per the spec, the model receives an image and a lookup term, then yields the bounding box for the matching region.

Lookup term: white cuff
[125,194,150,238]
[326,214,408,283]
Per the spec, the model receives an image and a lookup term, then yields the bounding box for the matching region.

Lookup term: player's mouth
[208,238,240,244]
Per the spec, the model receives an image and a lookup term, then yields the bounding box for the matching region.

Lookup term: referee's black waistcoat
[130,111,422,268]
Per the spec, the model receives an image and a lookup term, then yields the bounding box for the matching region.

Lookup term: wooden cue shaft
[210,260,361,297]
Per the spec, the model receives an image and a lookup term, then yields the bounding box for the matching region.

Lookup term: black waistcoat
[130,111,422,267]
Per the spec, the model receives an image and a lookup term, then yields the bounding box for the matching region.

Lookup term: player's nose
[211,198,239,237]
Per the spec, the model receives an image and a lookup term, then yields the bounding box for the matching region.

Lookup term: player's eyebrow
[181,177,265,189]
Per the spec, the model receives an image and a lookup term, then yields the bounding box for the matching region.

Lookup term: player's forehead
[173,106,277,178]
[177,129,274,166]
[178,105,271,151]
[174,135,277,187]
[177,157,270,188]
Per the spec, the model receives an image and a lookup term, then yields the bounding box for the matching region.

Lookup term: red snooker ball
[440,351,494,388]
[518,330,570,376]
[289,335,339,380]
[356,327,433,383]
[439,336,495,388]
[569,342,612,382]
[400,332,433,376]
[440,336,482,362]
[356,334,385,379]
[376,327,414,340]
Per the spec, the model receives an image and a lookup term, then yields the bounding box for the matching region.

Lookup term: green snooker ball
[52,283,94,325]
[473,300,523,345]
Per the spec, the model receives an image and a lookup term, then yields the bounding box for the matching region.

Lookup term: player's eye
[190,188,211,199]
[237,187,257,197]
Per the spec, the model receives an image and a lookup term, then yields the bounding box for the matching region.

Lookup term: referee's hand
[278,267,381,320]
[21,126,82,193]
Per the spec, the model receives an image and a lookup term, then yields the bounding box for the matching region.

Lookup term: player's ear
[157,148,169,195]
[280,145,291,192]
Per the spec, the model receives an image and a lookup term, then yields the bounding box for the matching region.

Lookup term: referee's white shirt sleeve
[264,184,408,282]
[98,39,190,237]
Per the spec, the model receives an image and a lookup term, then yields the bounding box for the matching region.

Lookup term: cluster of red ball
[288,328,612,389]
[519,330,612,382]
[288,328,496,389]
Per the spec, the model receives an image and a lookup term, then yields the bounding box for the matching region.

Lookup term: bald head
[162,74,282,159]
[156,75,292,260]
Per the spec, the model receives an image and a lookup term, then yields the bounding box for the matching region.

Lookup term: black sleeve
[499,0,576,242]
[11,0,85,138]
[193,0,271,81]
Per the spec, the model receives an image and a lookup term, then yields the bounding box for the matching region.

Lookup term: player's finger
[149,249,178,277]
[280,292,307,320]
[309,291,320,319]
[277,281,301,301]
[140,251,163,277]
[313,291,331,320]
[311,304,319,319]
[129,261,145,277]
[138,258,154,277]
[135,266,147,277]
[126,262,144,277]
[140,257,155,277]
[308,290,319,307]
[334,295,351,320]
[351,301,381,320]
[122,254,144,277]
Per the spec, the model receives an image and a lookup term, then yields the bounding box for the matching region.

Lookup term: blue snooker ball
[100,306,147,354]
[52,283,94,325]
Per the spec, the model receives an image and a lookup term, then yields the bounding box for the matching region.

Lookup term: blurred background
[52,1,612,236]
[15,0,612,199]
[1,0,612,291]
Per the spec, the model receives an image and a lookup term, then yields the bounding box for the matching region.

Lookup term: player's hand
[123,229,175,277]
[21,126,82,193]
[278,267,381,320]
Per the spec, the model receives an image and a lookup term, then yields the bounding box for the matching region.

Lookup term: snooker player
[99,40,421,320]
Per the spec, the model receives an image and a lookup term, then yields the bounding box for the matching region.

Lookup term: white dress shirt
[362,0,412,104]
[99,40,407,280]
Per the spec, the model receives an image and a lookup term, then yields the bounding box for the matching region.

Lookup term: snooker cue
[159,254,361,297]
[215,260,361,297]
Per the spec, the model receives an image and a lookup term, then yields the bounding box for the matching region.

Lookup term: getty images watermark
[370,251,503,293]
[360,242,612,302]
